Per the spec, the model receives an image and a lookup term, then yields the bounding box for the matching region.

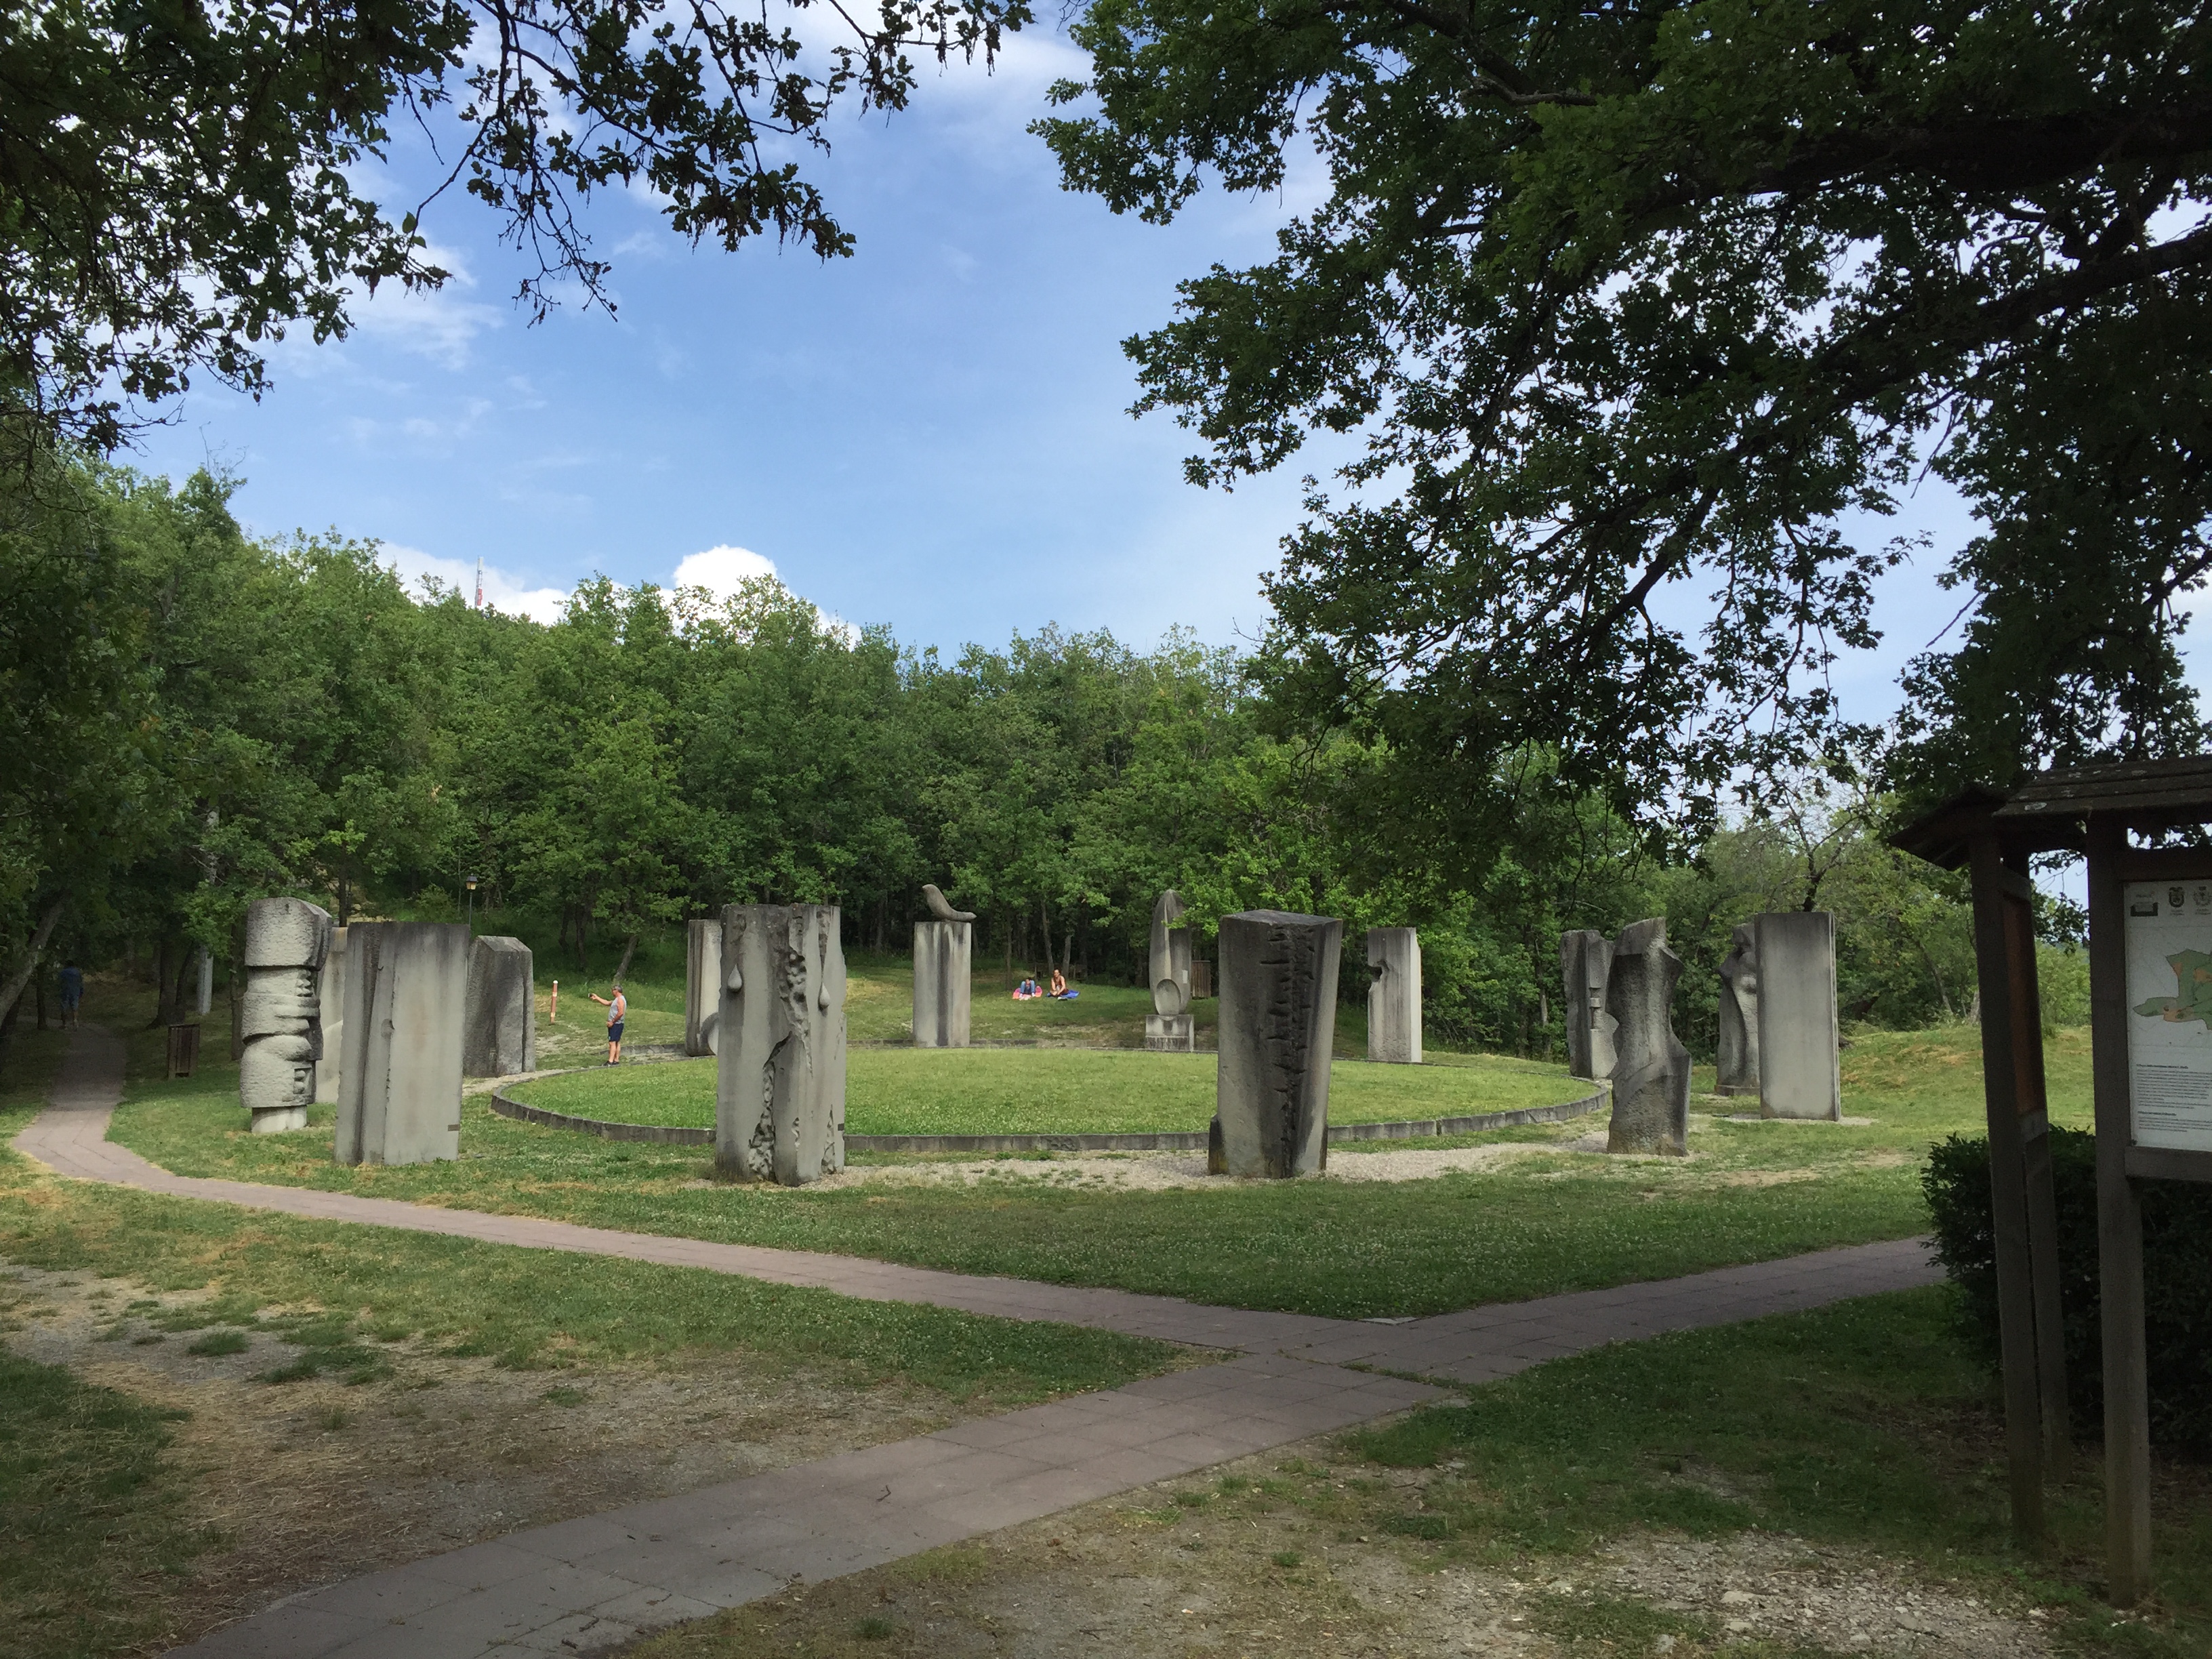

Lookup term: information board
[2124,880,2212,1151]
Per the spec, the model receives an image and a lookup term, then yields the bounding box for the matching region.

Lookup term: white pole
[195,947,213,1016]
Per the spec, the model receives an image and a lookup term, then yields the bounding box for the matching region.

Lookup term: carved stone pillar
[1214,909,1342,1177]
[716,904,847,1185]
[1604,917,1689,1155]
[1366,927,1422,1064]
[241,897,331,1133]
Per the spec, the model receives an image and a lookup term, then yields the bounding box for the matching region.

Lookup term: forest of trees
[1,455,2032,1061]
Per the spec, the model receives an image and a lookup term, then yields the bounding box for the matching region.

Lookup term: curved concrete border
[489,1080,1609,1154]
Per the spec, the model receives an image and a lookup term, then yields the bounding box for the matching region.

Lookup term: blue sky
[124,19,2207,748]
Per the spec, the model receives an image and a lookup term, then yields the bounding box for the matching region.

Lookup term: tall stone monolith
[1214,910,1342,1177]
[314,925,348,1105]
[1753,910,1841,1121]
[1715,923,1761,1097]
[716,904,846,1185]
[686,918,722,1057]
[1560,928,1618,1080]
[1366,927,1422,1065]
[1145,890,1195,1052]
[335,922,469,1166]
[1604,917,1689,1156]
[912,883,974,1048]
[241,898,332,1133]
[464,936,537,1077]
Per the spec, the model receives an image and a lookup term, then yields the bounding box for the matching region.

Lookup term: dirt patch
[0,1263,989,1647]
[784,1140,1580,1194]
[620,1436,2055,1659]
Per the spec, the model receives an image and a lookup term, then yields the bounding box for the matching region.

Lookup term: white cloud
[672,544,779,599]
[382,542,571,623]
[346,242,503,369]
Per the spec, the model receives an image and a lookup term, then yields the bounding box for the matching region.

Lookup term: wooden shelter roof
[1889,756,2212,869]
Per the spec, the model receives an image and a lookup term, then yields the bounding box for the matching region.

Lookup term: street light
[465,874,479,932]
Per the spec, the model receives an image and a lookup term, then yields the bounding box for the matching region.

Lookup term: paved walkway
[10,1028,1942,1658]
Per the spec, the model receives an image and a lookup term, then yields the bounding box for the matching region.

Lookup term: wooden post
[2085,815,2152,1604]
[1966,831,2054,1542]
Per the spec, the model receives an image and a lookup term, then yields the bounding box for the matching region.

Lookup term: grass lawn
[505,1047,1591,1135]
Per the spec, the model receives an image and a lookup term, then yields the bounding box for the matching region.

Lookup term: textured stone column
[686,918,722,1057]
[464,937,537,1077]
[1753,910,1841,1120]
[1145,890,1195,1052]
[1604,917,1689,1155]
[1214,909,1342,1177]
[314,925,348,1105]
[912,920,972,1047]
[716,904,847,1185]
[1366,927,1422,1065]
[241,898,331,1133]
[1560,929,1618,1080]
[335,922,469,1166]
[1715,923,1761,1097]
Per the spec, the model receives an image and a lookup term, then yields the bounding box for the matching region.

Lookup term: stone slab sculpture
[912,885,972,1049]
[1753,909,1842,1120]
[1213,909,1342,1177]
[334,922,469,1166]
[1366,927,1422,1065]
[1560,929,1618,1080]
[240,897,332,1133]
[685,918,722,1057]
[313,925,348,1105]
[715,903,847,1185]
[1605,917,1690,1155]
[1715,923,1761,1097]
[463,936,537,1077]
[1145,890,1195,1052]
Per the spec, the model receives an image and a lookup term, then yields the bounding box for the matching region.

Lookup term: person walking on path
[588,984,627,1065]
[57,964,83,1029]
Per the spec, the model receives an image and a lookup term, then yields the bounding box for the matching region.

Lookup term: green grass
[1347,1286,2211,1657]
[506,1047,1592,1135]
[0,1346,213,1659]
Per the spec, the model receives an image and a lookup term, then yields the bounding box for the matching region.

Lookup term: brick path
[10,1029,1942,1658]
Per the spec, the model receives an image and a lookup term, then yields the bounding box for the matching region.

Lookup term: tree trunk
[35,971,47,1031]
[612,931,638,989]
[0,895,69,1030]
[169,947,195,1023]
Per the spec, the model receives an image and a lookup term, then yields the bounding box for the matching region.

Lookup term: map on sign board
[2125,882,2212,1151]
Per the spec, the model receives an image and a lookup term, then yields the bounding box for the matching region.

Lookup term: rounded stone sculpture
[686,918,722,1057]
[1145,890,1195,1052]
[1366,927,1422,1065]
[240,897,333,1133]
[1212,909,1342,1177]
[715,903,847,1185]
[1715,922,1761,1097]
[1603,917,1690,1155]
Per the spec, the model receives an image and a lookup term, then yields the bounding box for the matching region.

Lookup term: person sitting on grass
[1049,968,1077,1000]
[588,984,627,1064]
[1012,977,1040,1000]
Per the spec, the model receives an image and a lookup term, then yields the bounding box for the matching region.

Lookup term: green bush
[1921,1127,2212,1448]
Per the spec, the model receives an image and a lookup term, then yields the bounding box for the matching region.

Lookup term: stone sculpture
[1212,909,1342,1177]
[335,922,470,1166]
[685,918,722,1057]
[314,925,348,1105]
[912,884,972,1049]
[1560,929,1618,1080]
[1715,923,1761,1097]
[1753,910,1842,1120]
[1604,917,1690,1155]
[1366,927,1422,1065]
[715,903,846,1185]
[240,897,332,1133]
[464,936,537,1077]
[1145,890,1195,1052]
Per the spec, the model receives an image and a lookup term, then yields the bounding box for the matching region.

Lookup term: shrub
[1922,1128,2212,1449]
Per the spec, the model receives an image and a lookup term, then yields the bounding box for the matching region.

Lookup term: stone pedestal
[314,926,348,1105]
[1147,891,1195,1052]
[464,937,537,1077]
[1215,909,1341,1177]
[716,904,846,1185]
[1753,910,1841,1120]
[241,898,332,1133]
[1715,923,1761,1097]
[1366,927,1422,1064]
[1560,929,1618,1080]
[686,918,722,1057]
[912,919,972,1048]
[1605,917,1689,1155]
[1145,1012,1194,1050]
[335,922,468,1166]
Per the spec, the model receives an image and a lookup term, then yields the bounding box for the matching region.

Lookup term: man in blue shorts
[58,962,83,1027]
[588,983,627,1065]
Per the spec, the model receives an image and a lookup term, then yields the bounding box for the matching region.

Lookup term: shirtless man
[588,984,628,1064]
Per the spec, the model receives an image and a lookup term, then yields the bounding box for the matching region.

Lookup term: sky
[121,14,2211,758]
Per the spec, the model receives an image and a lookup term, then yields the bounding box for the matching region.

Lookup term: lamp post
[466,874,479,932]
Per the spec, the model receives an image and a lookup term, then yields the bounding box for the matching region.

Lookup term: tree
[1039,0,2212,842]
[3,0,1030,453]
